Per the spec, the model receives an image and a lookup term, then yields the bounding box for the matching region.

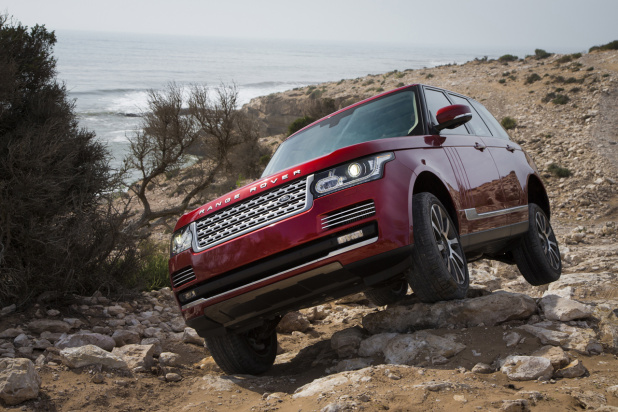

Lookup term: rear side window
[448,94,492,137]
[469,99,511,140]
[424,89,469,135]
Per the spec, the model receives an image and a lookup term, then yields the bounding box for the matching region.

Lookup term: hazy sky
[3,0,618,51]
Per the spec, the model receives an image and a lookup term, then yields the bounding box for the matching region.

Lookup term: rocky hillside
[1,50,617,411]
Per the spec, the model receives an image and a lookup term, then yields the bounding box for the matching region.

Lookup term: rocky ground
[1,50,617,411]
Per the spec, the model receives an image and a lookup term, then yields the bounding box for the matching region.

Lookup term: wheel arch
[412,171,460,231]
[527,174,551,219]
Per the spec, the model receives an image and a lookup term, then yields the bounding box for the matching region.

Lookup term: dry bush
[0,15,134,305]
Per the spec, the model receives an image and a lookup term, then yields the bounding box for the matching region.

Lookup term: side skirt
[460,221,528,253]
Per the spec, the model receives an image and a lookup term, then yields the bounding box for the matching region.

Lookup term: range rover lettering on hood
[198,169,302,214]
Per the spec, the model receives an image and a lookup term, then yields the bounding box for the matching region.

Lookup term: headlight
[313,152,394,197]
[170,225,193,256]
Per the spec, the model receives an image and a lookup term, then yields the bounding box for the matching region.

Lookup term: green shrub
[362,79,375,86]
[548,163,572,178]
[499,54,518,62]
[498,79,506,84]
[589,40,618,52]
[375,87,384,92]
[551,94,570,105]
[525,73,542,84]
[556,55,572,64]
[425,73,434,79]
[501,116,517,130]
[541,92,556,103]
[287,115,315,136]
[396,82,405,87]
[534,49,552,59]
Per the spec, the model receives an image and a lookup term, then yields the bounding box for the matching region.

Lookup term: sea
[54,30,534,172]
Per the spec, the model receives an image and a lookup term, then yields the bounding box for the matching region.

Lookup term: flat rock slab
[539,294,594,321]
[518,321,603,355]
[55,332,116,352]
[363,291,537,334]
[27,319,71,334]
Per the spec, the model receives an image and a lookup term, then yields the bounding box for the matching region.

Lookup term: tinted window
[448,94,492,137]
[424,89,468,135]
[262,89,419,176]
[469,99,511,140]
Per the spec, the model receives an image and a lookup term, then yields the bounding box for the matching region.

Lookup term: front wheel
[206,323,277,375]
[513,203,561,285]
[405,192,469,303]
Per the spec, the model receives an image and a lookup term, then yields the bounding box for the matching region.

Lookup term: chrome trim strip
[320,202,374,222]
[322,211,375,229]
[464,205,528,221]
[181,236,378,311]
[190,175,315,253]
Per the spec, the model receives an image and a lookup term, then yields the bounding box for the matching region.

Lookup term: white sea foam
[106,91,150,114]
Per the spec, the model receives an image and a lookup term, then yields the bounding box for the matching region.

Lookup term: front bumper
[169,159,414,336]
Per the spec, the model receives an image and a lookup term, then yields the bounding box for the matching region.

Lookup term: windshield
[261,88,419,177]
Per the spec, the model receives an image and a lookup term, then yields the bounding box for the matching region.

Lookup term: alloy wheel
[535,211,560,270]
[430,204,466,284]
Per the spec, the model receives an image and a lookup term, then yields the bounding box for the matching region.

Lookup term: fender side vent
[321,201,376,230]
[172,267,196,288]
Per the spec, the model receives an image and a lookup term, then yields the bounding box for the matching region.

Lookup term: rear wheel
[206,323,277,375]
[513,203,561,285]
[364,278,408,306]
[405,192,469,302]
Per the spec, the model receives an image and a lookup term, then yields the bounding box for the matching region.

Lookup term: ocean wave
[241,81,305,89]
[70,87,150,96]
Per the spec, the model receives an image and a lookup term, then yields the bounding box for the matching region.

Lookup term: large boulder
[112,344,155,373]
[500,356,553,381]
[382,331,465,365]
[331,327,365,358]
[0,358,41,405]
[277,311,310,333]
[363,291,536,334]
[60,345,127,369]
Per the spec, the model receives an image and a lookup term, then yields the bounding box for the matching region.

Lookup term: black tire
[205,325,277,375]
[364,278,408,306]
[513,203,561,285]
[405,192,469,303]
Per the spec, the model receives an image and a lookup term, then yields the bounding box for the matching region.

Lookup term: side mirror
[435,104,472,131]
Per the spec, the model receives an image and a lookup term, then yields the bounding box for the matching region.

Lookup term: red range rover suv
[169,84,561,374]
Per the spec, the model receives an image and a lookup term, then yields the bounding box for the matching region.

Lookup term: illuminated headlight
[313,152,394,197]
[170,225,193,256]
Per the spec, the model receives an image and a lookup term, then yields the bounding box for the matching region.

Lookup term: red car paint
[168,84,549,337]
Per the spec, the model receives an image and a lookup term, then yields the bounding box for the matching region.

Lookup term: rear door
[422,87,507,239]
[466,99,529,225]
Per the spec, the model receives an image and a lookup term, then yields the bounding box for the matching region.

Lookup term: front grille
[321,201,376,230]
[194,176,312,251]
[171,267,196,288]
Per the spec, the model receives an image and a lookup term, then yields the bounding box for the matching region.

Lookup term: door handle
[506,145,516,152]
[474,142,486,151]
